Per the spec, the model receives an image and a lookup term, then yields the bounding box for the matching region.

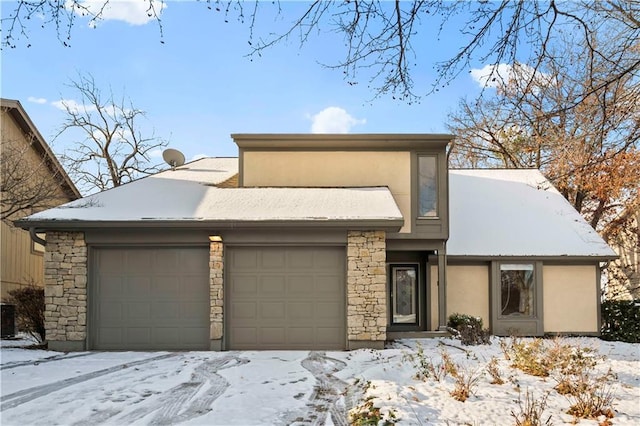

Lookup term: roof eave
[15,218,404,233]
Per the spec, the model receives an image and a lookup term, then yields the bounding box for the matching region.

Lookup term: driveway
[2,337,639,425]
[0,346,385,425]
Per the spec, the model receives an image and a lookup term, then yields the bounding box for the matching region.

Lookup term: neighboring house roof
[16,157,404,230]
[448,169,616,258]
[0,98,81,201]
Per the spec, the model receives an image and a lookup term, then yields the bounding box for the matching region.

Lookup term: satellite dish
[162,148,185,169]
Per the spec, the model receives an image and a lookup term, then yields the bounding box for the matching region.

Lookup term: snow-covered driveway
[1,345,366,425]
[1,337,639,425]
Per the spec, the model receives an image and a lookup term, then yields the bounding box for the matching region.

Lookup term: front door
[389,263,423,330]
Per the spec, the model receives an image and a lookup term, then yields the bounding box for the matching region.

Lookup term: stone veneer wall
[347,230,387,347]
[43,231,87,348]
[209,239,224,349]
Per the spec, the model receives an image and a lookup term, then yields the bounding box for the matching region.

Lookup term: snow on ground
[0,336,638,425]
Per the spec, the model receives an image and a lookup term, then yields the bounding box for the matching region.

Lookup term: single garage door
[92,247,209,350]
[227,246,346,350]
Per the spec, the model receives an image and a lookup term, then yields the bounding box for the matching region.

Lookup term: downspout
[29,228,46,247]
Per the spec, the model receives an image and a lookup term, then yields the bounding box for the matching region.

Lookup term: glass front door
[391,265,419,325]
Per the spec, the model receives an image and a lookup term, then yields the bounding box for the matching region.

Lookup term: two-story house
[1,98,80,300]
[16,134,615,352]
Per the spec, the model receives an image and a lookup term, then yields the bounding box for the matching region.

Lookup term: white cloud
[51,99,98,114]
[310,107,366,134]
[470,63,552,90]
[68,0,166,27]
[27,96,47,104]
[149,148,164,159]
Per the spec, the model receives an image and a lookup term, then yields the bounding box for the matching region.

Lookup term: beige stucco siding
[243,151,411,232]
[446,265,490,328]
[429,264,490,331]
[543,265,599,333]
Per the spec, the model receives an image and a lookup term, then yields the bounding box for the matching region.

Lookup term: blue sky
[1,1,494,161]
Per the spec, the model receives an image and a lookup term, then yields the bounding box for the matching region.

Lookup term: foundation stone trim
[43,231,87,350]
[347,230,387,346]
[209,239,224,349]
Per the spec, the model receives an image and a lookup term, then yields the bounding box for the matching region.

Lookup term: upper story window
[418,155,438,217]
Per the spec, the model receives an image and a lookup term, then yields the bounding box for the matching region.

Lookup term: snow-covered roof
[18,158,403,228]
[448,169,616,258]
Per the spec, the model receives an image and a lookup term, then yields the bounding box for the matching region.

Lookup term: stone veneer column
[209,238,224,350]
[44,231,87,351]
[347,230,387,349]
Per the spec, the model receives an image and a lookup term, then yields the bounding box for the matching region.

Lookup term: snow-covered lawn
[0,336,638,425]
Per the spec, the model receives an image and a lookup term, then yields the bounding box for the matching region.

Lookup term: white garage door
[92,247,209,350]
[227,246,346,350]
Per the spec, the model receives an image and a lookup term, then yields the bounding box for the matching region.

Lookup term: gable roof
[16,157,404,231]
[448,169,616,258]
[1,98,81,200]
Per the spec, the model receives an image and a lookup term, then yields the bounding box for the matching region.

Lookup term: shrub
[565,377,615,421]
[511,389,552,426]
[600,299,640,343]
[450,367,483,402]
[502,338,551,377]
[7,285,45,343]
[486,357,504,385]
[406,343,456,382]
[447,313,491,346]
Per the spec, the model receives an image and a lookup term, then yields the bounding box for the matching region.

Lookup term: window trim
[417,154,439,219]
[491,260,544,336]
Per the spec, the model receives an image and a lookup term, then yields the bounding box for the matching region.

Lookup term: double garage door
[91,246,345,350]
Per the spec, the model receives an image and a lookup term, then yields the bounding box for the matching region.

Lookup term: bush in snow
[7,285,45,343]
[600,299,640,343]
[447,313,491,346]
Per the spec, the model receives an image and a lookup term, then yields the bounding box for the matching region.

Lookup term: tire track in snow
[283,351,351,426]
[117,354,249,425]
[1,352,94,370]
[0,353,179,411]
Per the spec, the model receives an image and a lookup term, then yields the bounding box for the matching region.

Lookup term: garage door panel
[314,250,342,268]
[126,302,151,319]
[316,276,342,293]
[100,277,124,298]
[288,276,314,293]
[233,276,258,295]
[126,251,153,270]
[289,302,313,320]
[288,328,314,344]
[153,277,179,297]
[261,276,286,294]
[317,328,343,346]
[261,327,286,344]
[287,250,314,269]
[228,246,345,350]
[93,247,209,350]
[317,302,342,318]
[181,301,210,320]
[231,250,258,269]
[232,301,257,319]
[261,251,286,269]
[260,302,286,319]
[127,277,152,298]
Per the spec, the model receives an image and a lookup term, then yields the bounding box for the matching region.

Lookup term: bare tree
[56,73,168,194]
[447,33,640,298]
[2,1,639,110]
[0,131,70,221]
